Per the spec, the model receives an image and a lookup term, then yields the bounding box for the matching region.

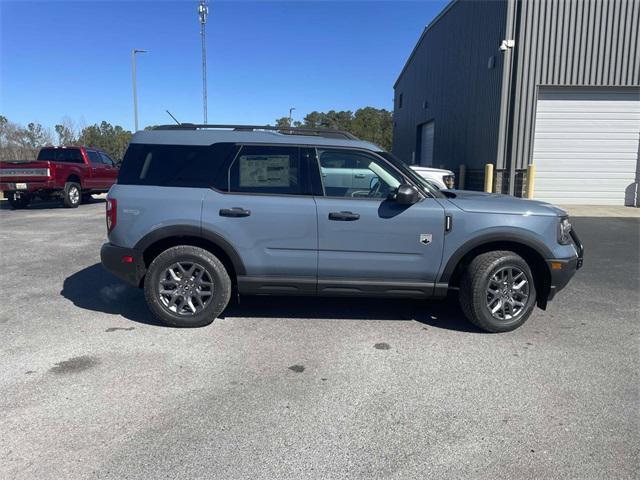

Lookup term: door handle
[219,207,251,218]
[328,211,360,221]
[354,174,366,179]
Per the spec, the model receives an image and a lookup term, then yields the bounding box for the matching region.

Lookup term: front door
[98,152,119,189]
[201,144,318,294]
[314,148,445,294]
[85,150,106,189]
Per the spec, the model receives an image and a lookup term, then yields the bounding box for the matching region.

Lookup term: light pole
[131,49,147,131]
[198,0,209,124]
[288,107,296,127]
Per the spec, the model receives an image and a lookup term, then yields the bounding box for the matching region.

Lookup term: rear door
[201,144,318,294]
[313,148,445,295]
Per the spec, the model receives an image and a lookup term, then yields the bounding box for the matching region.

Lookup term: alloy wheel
[486,266,530,321]
[158,261,214,316]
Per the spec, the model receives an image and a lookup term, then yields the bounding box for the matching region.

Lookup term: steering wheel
[368,177,384,198]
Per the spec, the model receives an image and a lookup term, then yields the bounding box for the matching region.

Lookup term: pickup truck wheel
[144,245,231,328]
[459,250,536,333]
[7,193,31,209]
[62,182,81,208]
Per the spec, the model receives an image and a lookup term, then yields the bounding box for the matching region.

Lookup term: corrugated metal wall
[508,0,640,171]
[392,0,507,170]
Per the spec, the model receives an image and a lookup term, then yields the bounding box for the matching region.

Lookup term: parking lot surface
[1,199,638,479]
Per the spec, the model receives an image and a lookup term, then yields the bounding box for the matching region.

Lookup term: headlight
[558,217,572,245]
[443,175,455,189]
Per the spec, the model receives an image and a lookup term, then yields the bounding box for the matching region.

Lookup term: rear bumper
[0,180,57,193]
[546,229,584,301]
[100,243,146,287]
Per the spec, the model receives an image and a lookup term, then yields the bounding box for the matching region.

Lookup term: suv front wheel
[459,250,537,333]
[144,245,232,327]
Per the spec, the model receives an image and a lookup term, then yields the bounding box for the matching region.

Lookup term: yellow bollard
[458,164,466,190]
[484,163,494,193]
[526,164,536,199]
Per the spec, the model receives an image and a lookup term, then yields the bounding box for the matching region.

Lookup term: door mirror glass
[393,184,420,205]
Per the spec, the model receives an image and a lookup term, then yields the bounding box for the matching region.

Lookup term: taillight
[106,198,117,233]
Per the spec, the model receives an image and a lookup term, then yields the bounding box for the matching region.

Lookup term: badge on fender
[419,234,432,245]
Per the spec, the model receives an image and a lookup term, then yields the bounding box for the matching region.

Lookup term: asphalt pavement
[0,198,638,479]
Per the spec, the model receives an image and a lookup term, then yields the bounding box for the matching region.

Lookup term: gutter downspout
[496,0,519,195]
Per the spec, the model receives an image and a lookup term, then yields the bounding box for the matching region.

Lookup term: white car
[410,166,455,190]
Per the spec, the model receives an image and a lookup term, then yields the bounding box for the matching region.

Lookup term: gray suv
[101,125,583,332]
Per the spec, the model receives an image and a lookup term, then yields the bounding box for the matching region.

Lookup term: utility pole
[198,0,209,124]
[288,107,296,127]
[131,49,147,132]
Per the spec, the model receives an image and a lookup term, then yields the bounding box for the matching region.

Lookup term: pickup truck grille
[0,168,50,177]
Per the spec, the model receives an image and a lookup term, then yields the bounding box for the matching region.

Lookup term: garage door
[532,87,640,205]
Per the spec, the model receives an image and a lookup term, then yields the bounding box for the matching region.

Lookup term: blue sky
[1,0,447,131]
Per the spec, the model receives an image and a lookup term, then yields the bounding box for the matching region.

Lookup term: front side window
[99,152,115,167]
[317,149,402,199]
[87,150,102,165]
[228,145,306,195]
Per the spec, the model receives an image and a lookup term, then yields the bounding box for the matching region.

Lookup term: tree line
[274,107,393,151]
[0,116,133,161]
[0,107,393,162]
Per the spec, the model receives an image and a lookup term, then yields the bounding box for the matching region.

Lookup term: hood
[444,190,567,217]
[411,166,454,175]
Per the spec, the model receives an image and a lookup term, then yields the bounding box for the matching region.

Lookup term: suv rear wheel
[144,245,232,327]
[459,250,537,333]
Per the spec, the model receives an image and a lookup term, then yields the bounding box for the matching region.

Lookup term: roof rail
[150,124,359,140]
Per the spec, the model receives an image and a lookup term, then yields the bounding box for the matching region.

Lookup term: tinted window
[118,143,238,189]
[229,145,307,195]
[87,151,102,165]
[37,148,83,163]
[99,152,115,166]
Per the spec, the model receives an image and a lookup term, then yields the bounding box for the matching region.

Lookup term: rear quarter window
[117,143,238,189]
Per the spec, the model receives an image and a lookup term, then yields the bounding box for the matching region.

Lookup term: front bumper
[546,229,584,301]
[100,243,146,287]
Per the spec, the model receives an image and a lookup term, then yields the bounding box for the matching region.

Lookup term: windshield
[378,151,445,198]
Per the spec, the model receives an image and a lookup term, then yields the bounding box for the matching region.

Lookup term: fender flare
[439,229,553,283]
[133,225,246,275]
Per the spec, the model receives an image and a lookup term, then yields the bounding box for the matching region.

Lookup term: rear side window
[228,145,307,195]
[118,143,238,189]
[37,148,83,163]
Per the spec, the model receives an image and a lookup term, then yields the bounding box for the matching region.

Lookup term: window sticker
[239,155,290,187]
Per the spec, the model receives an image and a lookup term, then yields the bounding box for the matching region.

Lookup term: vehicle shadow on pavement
[61,263,163,326]
[0,196,105,210]
[62,263,481,332]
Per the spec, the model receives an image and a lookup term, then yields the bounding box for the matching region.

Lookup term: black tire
[62,182,81,208]
[7,192,31,209]
[459,250,537,333]
[144,245,232,327]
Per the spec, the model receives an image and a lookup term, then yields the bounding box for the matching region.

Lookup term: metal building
[393,0,640,205]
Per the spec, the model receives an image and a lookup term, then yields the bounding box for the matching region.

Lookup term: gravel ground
[0,198,638,479]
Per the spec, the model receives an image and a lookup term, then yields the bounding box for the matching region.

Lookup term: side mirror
[394,183,420,205]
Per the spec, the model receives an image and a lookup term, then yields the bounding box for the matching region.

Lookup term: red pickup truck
[0,146,119,209]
